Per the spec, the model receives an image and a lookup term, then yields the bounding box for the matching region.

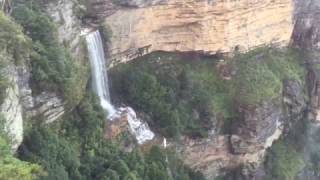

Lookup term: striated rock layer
[101,0,294,65]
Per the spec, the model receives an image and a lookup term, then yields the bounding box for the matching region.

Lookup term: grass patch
[232,47,305,105]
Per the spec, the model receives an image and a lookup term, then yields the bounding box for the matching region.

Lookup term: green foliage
[0,53,9,105]
[233,55,282,104]
[18,127,81,180]
[62,93,106,149]
[18,93,203,180]
[110,48,305,138]
[11,4,89,108]
[0,115,44,180]
[110,53,223,138]
[100,22,113,43]
[232,47,305,104]
[0,11,31,64]
[165,148,206,180]
[0,137,45,180]
[265,141,305,180]
[0,11,32,104]
[124,71,181,137]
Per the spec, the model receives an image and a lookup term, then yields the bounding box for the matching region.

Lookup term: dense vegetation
[233,48,305,104]
[262,118,320,180]
[0,9,45,180]
[0,50,10,105]
[11,0,88,107]
[261,118,309,180]
[264,141,305,180]
[0,116,44,180]
[110,48,305,138]
[110,53,231,138]
[18,93,205,180]
[0,11,31,104]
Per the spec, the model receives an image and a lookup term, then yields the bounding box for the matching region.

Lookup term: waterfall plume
[85,30,154,144]
[85,30,116,116]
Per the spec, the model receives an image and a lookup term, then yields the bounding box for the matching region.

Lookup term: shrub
[232,47,305,105]
[18,126,81,180]
[0,11,31,64]
[0,115,44,180]
[265,141,305,180]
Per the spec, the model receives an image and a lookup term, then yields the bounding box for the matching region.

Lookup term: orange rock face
[104,115,129,140]
[104,0,293,65]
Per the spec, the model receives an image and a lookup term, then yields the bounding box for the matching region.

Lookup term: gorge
[1,0,320,179]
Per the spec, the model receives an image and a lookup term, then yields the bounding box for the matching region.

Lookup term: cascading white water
[86,31,116,116]
[110,107,155,144]
[85,30,154,144]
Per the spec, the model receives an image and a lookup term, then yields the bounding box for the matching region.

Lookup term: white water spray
[86,31,116,116]
[85,30,154,144]
[110,107,155,144]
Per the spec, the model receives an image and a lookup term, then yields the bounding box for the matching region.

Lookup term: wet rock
[104,111,130,139]
[105,107,154,144]
[283,80,307,130]
[293,0,320,49]
[231,101,283,155]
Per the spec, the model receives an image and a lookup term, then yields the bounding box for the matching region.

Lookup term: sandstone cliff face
[99,0,293,65]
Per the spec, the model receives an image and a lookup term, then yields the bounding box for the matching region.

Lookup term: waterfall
[85,30,154,144]
[123,107,155,144]
[86,30,116,116]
